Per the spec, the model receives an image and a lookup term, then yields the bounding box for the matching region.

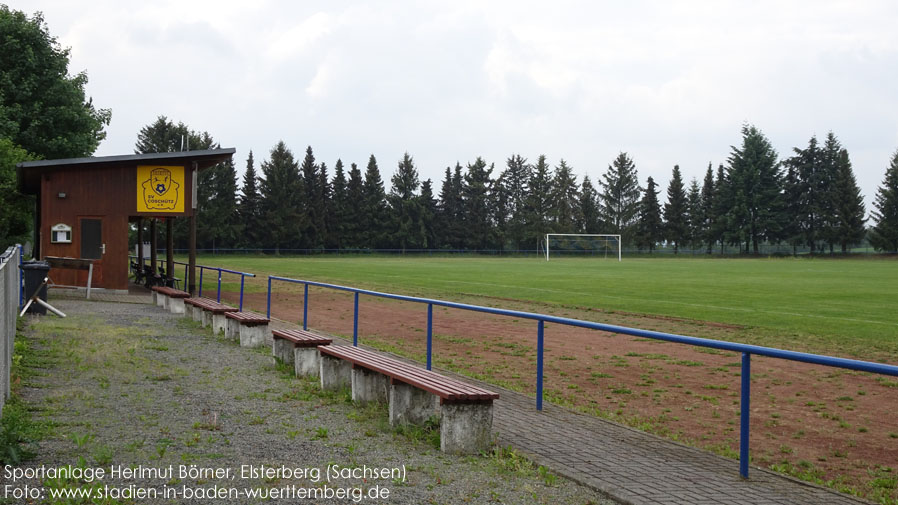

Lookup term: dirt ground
[225,283,898,502]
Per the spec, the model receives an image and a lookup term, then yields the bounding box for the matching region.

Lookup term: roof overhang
[16,148,236,194]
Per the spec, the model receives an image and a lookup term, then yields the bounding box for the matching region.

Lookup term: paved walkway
[51,287,871,505]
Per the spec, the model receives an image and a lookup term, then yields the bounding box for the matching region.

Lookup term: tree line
[138,117,898,255]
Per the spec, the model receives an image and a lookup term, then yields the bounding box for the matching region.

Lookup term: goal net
[545,234,621,261]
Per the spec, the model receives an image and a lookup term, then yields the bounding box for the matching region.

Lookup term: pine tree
[663,165,688,253]
[491,172,509,249]
[820,132,844,253]
[344,162,364,248]
[700,164,716,253]
[870,151,898,252]
[600,152,641,245]
[388,152,423,251]
[726,125,784,254]
[549,159,580,232]
[437,165,466,249]
[238,151,262,248]
[202,157,240,251]
[525,155,553,249]
[686,178,702,251]
[318,161,333,249]
[785,136,824,252]
[299,146,321,249]
[258,141,304,253]
[711,164,732,253]
[420,179,438,249]
[577,176,601,233]
[330,159,348,249]
[637,176,663,252]
[362,155,388,248]
[502,155,531,249]
[464,157,495,250]
[832,149,866,253]
[782,162,804,255]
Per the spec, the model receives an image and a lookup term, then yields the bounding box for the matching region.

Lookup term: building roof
[16,148,236,194]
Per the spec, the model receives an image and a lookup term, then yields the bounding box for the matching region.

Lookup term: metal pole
[303,283,309,330]
[427,303,433,370]
[239,275,245,311]
[740,352,751,479]
[537,320,544,411]
[353,292,359,346]
[18,244,24,307]
[216,270,222,302]
[266,277,272,318]
[198,267,204,297]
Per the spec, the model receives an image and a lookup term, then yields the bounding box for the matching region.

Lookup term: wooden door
[79,218,104,286]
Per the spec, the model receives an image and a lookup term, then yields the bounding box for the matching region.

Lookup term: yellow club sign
[137,165,185,213]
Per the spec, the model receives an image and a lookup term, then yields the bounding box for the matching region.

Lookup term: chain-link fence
[0,244,21,416]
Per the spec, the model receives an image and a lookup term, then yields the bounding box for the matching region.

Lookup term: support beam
[166,218,174,286]
[136,218,144,273]
[150,218,158,276]
[188,163,197,295]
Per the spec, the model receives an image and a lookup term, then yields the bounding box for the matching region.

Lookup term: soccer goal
[545,234,621,261]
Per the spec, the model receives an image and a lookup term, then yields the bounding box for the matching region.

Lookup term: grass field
[191,255,898,359]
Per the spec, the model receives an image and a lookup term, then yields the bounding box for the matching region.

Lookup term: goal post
[545,234,621,261]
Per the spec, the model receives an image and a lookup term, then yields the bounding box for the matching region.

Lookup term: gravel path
[11,298,616,505]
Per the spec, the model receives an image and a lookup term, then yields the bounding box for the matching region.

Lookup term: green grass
[188,255,897,356]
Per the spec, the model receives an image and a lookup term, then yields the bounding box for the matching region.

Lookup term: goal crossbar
[545,234,621,261]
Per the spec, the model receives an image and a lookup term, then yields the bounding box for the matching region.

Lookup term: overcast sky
[17,0,898,214]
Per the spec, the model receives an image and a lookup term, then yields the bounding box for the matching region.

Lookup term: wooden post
[136,218,144,270]
[150,218,157,275]
[166,218,174,287]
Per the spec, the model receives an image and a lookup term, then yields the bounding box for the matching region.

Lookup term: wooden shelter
[17,149,235,292]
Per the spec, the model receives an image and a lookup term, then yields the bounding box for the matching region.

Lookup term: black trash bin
[20,260,50,315]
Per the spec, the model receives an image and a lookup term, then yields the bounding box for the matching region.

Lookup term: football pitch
[193,254,898,357]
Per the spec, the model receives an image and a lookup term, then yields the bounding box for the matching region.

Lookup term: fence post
[266,277,272,318]
[18,244,24,307]
[302,283,309,331]
[216,270,222,302]
[353,292,359,346]
[239,275,245,311]
[198,267,204,297]
[427,303,433,370]
[536,320,544,411]
[740,352,751,479]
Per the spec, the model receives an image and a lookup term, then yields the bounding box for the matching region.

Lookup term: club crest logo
[138,165,184,212]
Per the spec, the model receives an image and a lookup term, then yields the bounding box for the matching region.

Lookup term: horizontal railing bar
[130,256,255,278]
[269,275,898,378]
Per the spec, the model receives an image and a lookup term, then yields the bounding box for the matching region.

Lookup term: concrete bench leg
[190,305,203,323]
[440,402,494,454]
[225,318,241,340]
[213,314,228,335]
[239,324,267,348]
[320,354,351,391]
[169,297,185,314]
[155,294,167,308]
[389,383,438,426]
[294,347,320,378]
[201,310,213,328]
[351,367,389,405]
[272,339,294,364]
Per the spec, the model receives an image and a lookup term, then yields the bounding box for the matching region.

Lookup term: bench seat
[271,329,332,376]
[224,311,271,347]
[185,297,238,330]
[318,345,497,454]
[151,286,191,313]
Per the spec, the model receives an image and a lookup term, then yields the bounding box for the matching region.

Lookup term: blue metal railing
[132,257,256,310]
[266,274,898,479]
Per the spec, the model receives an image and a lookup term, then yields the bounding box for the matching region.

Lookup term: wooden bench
[151,286,191,314]
[224,311,270,348]
[272,329,332,376]
[184,297,238,333]
[318,345,498,454]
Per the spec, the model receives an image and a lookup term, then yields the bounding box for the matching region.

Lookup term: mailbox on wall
[50,223,72,244]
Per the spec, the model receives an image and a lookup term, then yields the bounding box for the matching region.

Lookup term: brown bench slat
[225,311,270,326]
[185,297,238,313]
[272,329,331,347]
[319,345,498,402]
[152,286,190,298]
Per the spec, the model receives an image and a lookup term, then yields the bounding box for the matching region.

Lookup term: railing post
[216,270,222,302]
[239,275,245,311]
[536,320,544,411]
[198,267,204,297]
[184,263,188,285]
[266,277,272,318]
[426,303,433,370]
[740,352,751,479]
[302,283,309,331]
[353,292,359,346]
[18,244,24,307]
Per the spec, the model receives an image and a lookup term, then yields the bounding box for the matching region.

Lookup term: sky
[15,0,898,214]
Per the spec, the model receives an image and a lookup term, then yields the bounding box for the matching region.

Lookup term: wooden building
[17,149,235,292]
